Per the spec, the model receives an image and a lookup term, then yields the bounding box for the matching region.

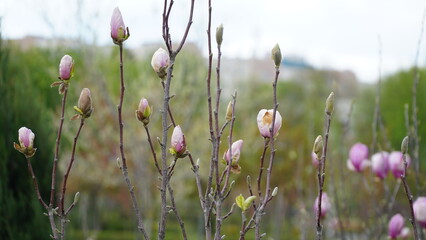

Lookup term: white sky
[1,0,425,82]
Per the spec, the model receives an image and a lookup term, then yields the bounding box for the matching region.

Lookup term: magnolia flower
[388,214,410,239]
[14,127,36,158]
[110,7,129,44]
[257,109,282,138]
[223,140,243,173]
[75,88,93,118]
[59,55,74,80]
[389,151,411,178]
[224,140,243,163]
[314,192,331,218]
[151,48,170,79]
[170,125,186,157]
[413,197,426,228]
[371,151,389,179]
[136,98,152,125]
[347,143,370,172]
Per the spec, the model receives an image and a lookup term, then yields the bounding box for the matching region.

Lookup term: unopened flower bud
[325,92,334,115]
[14,127,37,158]
[401,136,409,154]
[313,135,323,160]
[73,192,80,205]
[272,187,278,197]
[389,151,411,179]
[136,98,152,125]
[388,214,406,239]
[223,140,243,173]
[347,143,370,172]
[314,192,331,218]
[246,175,251,185]
[371,151,389,180]
[110,7,129,45]
[59,55,74,81]
[170,125,186,157]
[151,48,170,79]
[257,109,282,138]
[225,101,233,121]
[216,24,224,46]
[74,88,93,118]
[271,44,282,68]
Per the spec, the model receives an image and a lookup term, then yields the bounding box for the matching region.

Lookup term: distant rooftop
[282,56,313,69]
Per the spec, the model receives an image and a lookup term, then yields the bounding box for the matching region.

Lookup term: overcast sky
[1,0,425,82]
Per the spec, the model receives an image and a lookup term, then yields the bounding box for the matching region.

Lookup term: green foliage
[0,40,57,239]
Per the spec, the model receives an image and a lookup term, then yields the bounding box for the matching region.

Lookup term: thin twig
[203,1,214,238]
[239,211,248,240]
[161,81,176,127]
[213,30,224,240]
[255,66,280,239]
[158,54,176,240]
[144,125,162,175]
[256,138,270,198]
[401,144,419,240]
[59,118,85,240]
[60,118,85,215]
[159,0,197,237]
[247,176,257,210]
[117,44,149,240]
[48,86,68,240]
[175,0,195,54]
[188,153,205,209]
[26,157,48,209]
[410,8,426,197]
[167,183,188,240]
[220,92,237,196]
[223,203,236,220]
[50,87,69,208]
[316,106,332,240]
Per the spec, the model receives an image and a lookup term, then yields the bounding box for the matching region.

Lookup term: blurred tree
[0,35,58,239]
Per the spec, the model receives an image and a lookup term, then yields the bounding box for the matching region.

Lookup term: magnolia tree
[13,1,426,240]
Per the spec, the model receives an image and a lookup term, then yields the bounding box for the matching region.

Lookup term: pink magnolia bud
[388,214,405,239]
[19,127,35,149]
[136,98,152,125]
[14,127,36,158]
[110,7,129,44]
[371,151,389,180]
[59,55,74,80]
[347,143,369,172]
[151,48,170,79]
[413,197,426,228]
[223,139,243,174]
[257,109,282,138]
[389,151,411,179]
[314,192,331,218]
[170,125,186,156]
[224,139,243,163]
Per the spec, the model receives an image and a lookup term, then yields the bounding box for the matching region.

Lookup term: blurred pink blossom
[347,143,369,172]
[389,151,411,179]
[371,151,389,179]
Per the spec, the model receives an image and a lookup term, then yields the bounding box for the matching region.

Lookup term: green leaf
[243,196,256,211]
[235,194,244,210]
